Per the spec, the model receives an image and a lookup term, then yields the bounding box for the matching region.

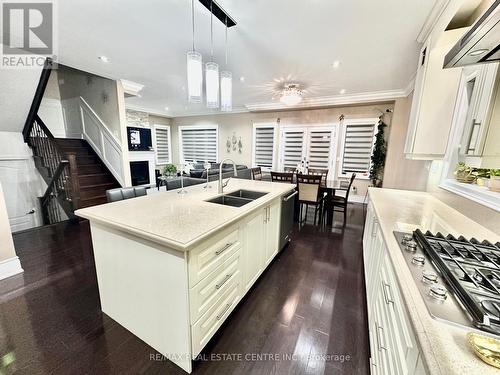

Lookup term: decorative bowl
[467,332,500,369]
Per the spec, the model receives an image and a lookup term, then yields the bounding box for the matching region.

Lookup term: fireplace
[130,161,150,186]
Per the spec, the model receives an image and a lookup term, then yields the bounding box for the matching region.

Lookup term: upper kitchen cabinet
[405,28,468,160]
[461,63,500,168]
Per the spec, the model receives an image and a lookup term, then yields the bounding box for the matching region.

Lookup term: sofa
[189,162,249,179]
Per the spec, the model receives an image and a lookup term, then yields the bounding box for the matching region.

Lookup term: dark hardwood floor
[0,204,369,375]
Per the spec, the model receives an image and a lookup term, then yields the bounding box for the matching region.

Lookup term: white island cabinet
[75,179,293,374]
[363,201,425,375]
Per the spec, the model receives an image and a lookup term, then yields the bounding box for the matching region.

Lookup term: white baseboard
[0,256,24,280]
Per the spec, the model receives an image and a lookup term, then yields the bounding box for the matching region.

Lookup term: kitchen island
[75,179,295,373]
[365,188,500,374]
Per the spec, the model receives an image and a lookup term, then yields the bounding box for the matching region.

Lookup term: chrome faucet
[218,158,238,194]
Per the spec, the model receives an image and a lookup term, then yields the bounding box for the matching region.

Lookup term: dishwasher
[279,189,297,250]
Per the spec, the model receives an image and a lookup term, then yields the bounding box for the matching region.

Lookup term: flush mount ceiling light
[187,0,203,103]
[280,84,303,106]
[98,56,110,63]
[468,48,489,56]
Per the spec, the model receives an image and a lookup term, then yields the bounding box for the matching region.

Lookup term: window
[279,126,336,172]
[152,124,171,165]
[252,123,276,170]
[339,118,377,177]
[179,125,218,163]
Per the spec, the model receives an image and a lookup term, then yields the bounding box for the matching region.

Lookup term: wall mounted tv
[127,127,152,151]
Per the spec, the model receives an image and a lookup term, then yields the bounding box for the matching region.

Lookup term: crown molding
[169,106,250,118]
[417,0,452,43]
[125,104,172,118]
[121,79,145,97]
[244,89,408,112]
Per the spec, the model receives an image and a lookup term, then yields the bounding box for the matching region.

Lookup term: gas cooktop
[394,229,500,335]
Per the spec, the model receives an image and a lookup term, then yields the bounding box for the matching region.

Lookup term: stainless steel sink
[206,195,253,207]
[226,189,268,200]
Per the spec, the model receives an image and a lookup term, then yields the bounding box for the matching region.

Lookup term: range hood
[444,0,500,68]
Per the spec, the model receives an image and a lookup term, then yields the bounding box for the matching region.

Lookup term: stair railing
[28,115,80,224]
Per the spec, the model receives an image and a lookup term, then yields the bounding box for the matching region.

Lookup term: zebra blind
[153,125,171,165]
[253,126,275,169]
[308,130,332,169]
[341,122,375,175]
[282,130,304,169]
[180,126,217,162]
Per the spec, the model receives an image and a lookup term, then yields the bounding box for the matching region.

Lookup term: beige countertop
[368,187,500,375]
[75,179,295,251]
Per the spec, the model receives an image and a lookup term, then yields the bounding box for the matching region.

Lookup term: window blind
[154,125,170,165]
[282,130,304,169]
[341,122,375,175]
[180,127,217,162]
[253,126,275,169]
[307,130,332,169]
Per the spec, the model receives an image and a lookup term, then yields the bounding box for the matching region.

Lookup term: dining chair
[296,173,324,225]
[270,171,294,183]
[251,167,262,181]
[308,168,329,186]
[332,173,356,225]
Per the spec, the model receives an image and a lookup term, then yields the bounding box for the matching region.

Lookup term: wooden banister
[40,160,69,204]
[67,153,80,210]
[23,58,53,142]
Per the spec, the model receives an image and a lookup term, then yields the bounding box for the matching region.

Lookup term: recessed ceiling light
[468,49,489,56]
[165,107,169,111]
[339,89,346,94]
[98,56,110,63]
[240,76,245,82]
[331,60,340,69]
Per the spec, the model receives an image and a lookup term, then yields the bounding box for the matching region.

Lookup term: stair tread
[78,173,110,177]
[80,182,117,189]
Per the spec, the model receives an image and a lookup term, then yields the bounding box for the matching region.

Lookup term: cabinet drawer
[191,280,241,356]
[188,227,241,287]
[189,250,241,323]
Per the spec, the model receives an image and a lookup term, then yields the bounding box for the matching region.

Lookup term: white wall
[0,47,42,132]
[0,181,23,280]
[0,132,46,231]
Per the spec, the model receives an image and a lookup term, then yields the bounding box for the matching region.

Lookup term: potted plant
[474,168,490,187]
[162,164,177,177]
[454,162,476,183]
[490,169,500,192]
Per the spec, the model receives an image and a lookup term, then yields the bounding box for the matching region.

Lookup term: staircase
[56,138,120,208]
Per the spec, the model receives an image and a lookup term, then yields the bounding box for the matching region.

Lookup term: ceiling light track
[198,0,236,27]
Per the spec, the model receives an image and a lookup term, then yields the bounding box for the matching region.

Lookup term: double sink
[206,189,268,207]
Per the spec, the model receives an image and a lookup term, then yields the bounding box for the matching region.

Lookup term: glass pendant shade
[187,51,203,103]
[205,61,219,108]
[220,71,232,112]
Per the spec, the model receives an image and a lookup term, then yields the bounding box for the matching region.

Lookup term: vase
[490,176,500,192]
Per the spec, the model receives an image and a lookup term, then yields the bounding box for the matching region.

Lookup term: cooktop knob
[429,284,448,301]
[412,255,425,266]
[422,270,438,284]
[405,240,418,252]
[402,234,413,244]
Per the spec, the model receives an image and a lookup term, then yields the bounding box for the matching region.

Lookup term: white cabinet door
[264,199,280,266]
[405,28,467,159]
[242,209,265,291]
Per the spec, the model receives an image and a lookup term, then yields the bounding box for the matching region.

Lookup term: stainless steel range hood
[444,0,500,68]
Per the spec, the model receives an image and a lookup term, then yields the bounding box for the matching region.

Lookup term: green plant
[491,169,500,177]
[162,164,177,176]
[473,168,491,179]
[369,120,387,187]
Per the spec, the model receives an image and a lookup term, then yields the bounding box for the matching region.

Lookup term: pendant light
[205,0,219,108]
[187,0,202,103]
[220,19,232,112]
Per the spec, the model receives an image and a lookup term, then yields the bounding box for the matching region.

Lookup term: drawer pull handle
[215,274,232,290]
[216,303,232,321]
[382,281,394,305]
[376,324,387,351]
[283,190,298,202]
[215,243,232,256]
[371,220,378,237]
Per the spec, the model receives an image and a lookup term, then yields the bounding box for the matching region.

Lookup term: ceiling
[57,0,437,117]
